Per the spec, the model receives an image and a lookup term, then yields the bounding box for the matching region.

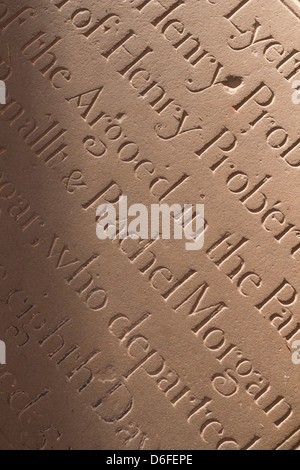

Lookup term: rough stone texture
[0,0,300,450]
